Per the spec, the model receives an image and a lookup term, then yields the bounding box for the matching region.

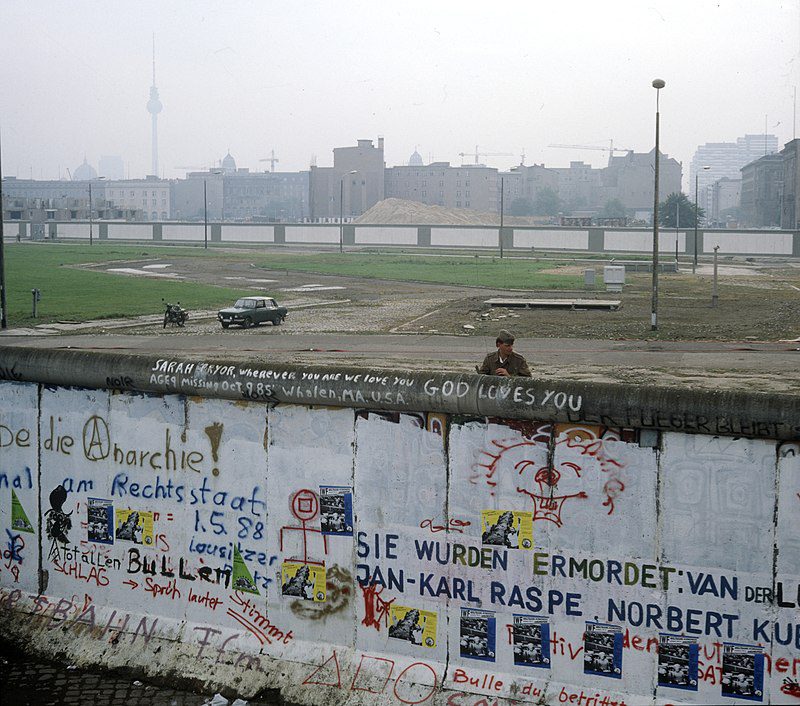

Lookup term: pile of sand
[354,198,547,226]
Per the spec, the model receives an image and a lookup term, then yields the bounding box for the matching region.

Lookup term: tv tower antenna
[146,35,163,177]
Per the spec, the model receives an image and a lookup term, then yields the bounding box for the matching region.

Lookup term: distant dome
[408,150,423,166]
[73,158,97,180]
[221,151,237,173]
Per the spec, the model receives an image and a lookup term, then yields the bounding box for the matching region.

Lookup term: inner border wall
[1,347,799,705]
[4,221,800,258]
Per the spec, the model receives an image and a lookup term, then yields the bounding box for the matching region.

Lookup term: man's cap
[497,329,515,343]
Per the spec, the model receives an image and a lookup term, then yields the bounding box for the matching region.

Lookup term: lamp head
[652,79,666,89]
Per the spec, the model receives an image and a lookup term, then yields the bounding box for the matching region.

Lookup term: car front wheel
[243,317,253,328]
[274,315,282,326]
[221,322,230,329]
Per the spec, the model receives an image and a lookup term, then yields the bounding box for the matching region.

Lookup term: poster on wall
[114,508,154,546]
[319,485,353,536]
[480,510,533,549]
[658,634,698,691]
[388,605,437,648]
[721,643,764,701]
[583,622,622,679]
[11,490,35,534]
[231,545,260,595]
[281,561,326,602]
[460,608,496,662]
[512,615,550,668]
[86,498,114,545]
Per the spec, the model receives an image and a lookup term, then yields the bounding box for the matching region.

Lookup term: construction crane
[548,140,633,165]
[259,150,280,172]
[458,146,513,165]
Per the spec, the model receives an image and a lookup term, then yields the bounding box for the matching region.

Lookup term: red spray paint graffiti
[360,582,395,631]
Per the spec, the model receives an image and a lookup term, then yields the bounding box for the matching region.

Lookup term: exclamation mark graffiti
[204,422,223,477]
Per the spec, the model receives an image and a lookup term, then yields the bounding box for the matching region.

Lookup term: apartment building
[690,134,779,217]
[740,153,784,227]
[385,161,498,213]
[309,138,385,220]
[781,139,799,230]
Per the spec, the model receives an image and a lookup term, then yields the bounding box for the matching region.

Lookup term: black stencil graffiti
[45,485,72,563]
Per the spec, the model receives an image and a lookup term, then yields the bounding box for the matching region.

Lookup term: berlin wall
[1,347,799,705]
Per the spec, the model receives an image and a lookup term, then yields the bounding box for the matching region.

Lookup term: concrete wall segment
[3,372,800,703]
[1,346,798,440]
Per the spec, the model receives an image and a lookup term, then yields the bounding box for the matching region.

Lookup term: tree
[658,192,705,228]
[532,187,561,216]
[599,199,627,219]
[507,197,535,216]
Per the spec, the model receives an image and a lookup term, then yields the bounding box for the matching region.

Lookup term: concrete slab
[485,298,622,311]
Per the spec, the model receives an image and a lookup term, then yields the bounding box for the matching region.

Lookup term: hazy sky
[1,0,798,184]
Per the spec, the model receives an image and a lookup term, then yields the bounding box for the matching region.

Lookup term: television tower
[146,37,163,177]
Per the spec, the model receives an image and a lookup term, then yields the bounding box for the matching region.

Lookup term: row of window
[108,190,167,198]
[393,180,471,188]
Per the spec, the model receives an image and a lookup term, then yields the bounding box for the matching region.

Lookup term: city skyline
[1,1,797,184]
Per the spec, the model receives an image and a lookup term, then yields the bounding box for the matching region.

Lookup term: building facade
[1,176,150,221]
[781,138,799,230]
[309,138,385,220]
[385,162,499,213]
[690,134,779,218]
[601,149,682,214]
[709,177,742,225]
[740,154,784,227]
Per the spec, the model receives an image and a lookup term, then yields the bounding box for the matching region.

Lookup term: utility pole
[711,246,720,308]
[0,132,6,329]
[499,176,504,259]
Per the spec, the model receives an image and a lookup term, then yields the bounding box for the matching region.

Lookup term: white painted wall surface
[513,229,588,250]
[106,223,154,240]
[431,227,498,247]
[54,223,90,239]
[162,224,205,241]
[705,231,793,255]
[604,230,687,253]
[0,382,38,593]
[2,380,798,705]
[355,227,417,245]
[285,226,340,243]
[221,225,275,243]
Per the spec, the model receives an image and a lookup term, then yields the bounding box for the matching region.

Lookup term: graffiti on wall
[1,381,799,705]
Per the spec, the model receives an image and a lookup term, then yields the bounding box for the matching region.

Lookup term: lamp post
[650,78,665,331]
[339,170,357,254]
[88,176,105,246]
[0,133,6,329]
[203,170,223,250]
[693,165,710,273]
[203,180,208,249]
[499,176,505,259]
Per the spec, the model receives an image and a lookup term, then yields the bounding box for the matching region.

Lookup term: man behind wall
[477,329,532,377]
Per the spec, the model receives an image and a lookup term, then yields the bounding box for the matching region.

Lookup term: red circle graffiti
[291,489,319,522]
[392,661,438,704]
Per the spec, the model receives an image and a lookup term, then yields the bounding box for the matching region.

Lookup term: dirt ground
[90,253,800,343]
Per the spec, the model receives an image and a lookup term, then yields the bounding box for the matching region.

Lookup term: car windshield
[234,299,256,309]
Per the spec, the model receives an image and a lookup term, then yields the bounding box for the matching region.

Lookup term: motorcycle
[162,300,189,328]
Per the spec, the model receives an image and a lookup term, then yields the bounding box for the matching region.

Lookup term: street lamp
[88,176,105,246]
[693,165,710,273]
[650,78,665,332]
[0,133,6,329]
[204,170,223,250]
[339,170,357,254]
[499,176,505,259]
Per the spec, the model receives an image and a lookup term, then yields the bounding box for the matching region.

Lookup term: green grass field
[1,243,242,325]
[249,251,583,289]
[0,242,582,326]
